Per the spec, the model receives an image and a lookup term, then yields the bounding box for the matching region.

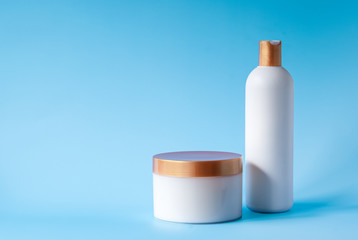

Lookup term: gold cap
[153,151,243,177]
[259,40,281,66]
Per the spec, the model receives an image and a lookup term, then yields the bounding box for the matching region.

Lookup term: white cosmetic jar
[153,151,243,223]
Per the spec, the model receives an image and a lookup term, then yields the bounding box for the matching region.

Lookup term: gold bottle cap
[259,40,282,66]
[153,151,243,177]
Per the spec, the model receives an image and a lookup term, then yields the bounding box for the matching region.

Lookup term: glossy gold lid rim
[153,154,243,178]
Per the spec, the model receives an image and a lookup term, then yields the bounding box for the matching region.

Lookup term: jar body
[153,173,242,223]
[245,66,294,212]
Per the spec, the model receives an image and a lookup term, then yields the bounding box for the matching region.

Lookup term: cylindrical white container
[245,40,294,213]
[153,151,243,223]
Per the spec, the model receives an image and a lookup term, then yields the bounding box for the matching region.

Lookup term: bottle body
[245,66,294,212]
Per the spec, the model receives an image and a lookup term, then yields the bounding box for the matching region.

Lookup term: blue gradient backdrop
[0,0,357,239]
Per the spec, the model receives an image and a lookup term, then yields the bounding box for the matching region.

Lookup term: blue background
[0,0,357,239]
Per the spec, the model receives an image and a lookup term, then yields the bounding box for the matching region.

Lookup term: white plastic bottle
[245,40,294,213]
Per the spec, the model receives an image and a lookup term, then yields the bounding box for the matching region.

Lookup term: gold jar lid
[153,151,243,177]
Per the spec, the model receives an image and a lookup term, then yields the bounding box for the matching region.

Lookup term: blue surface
[0,0,357,239]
